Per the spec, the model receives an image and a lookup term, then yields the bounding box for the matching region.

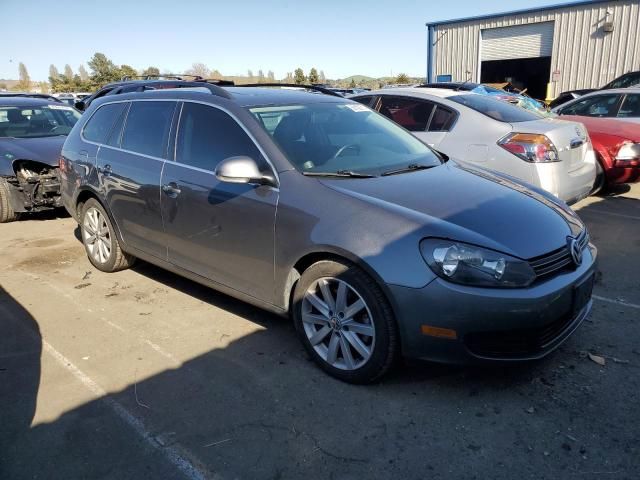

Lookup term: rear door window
[83,102,128,143]
[448,94,539,122]
[176,102,264,171]
[559,94,621,117]
[618,94,640,118]
[121,101,176,158]
[378,96,435,132]
[106,103,130,147]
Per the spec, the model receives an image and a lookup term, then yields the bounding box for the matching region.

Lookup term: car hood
[0,136,66,168]
[319,162,584,260]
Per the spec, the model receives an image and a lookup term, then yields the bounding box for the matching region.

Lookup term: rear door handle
[162,182,181,197]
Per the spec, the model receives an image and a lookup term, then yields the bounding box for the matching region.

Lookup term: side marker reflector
[421,325,458,340]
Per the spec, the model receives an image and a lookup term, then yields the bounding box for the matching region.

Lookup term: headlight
[615,142,640,163]
[421,239,536,288]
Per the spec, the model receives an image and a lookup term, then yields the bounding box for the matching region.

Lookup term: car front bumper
[388,245,597,364]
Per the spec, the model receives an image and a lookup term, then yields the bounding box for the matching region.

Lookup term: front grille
[465,312,576,358]
[529,230,589,281]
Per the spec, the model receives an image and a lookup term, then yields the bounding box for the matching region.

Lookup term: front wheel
[0,178,18,223]
[80,198,135,272]
[292,260,398,384]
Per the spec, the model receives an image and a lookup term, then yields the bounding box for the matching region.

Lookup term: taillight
[498,133,559,163]
[615,142,640,166]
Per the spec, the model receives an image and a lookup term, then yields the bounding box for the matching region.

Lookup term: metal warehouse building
[425,0,640,100]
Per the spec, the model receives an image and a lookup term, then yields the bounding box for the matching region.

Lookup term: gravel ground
[1,183,639,480]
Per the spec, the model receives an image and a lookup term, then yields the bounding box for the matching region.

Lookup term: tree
[49,65,59,82]
[267,70,275,81]
[308,68,319,84]
[142,66,160,77]
[294,68,306,84]
[120,64,138,80]
[349,78,356,88]
[257,69,265,82]
[64,64,74,80]
[78,65,89,82]
[395,73,410,84]
[211,69,223,79]
[17,62,31,90]
[319,70,326,83]
[247,69,253,80]
[87,52,120,86]
[285,72,293,83]
[186,63,210,79]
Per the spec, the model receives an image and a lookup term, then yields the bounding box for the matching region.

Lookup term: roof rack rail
[0,92,62,102]
[235,83,343,98]
[120,74,205,81]
[140,81,233,99]
[199,78,236,86]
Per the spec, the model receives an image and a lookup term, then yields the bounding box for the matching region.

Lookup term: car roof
[582,87,640,96]
[93,86,350,109]
[353,87,466,99]
[420,82,478,90]
[0,97,64,107]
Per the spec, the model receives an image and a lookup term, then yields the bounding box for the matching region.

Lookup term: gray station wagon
[60,85,597,383]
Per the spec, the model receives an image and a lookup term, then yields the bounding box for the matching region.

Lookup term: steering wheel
[332,144,360,159]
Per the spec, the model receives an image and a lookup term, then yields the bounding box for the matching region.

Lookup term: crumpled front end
[3,159,63,213]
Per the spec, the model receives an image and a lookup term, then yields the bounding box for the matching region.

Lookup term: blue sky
[4,0,566,80]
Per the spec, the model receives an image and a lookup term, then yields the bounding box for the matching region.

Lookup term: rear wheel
[80,198,134,272]
[292,260,398,384]
[0,178,18,223]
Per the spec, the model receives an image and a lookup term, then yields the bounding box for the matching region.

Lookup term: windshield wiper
[381,164,436,176]
[302,170,376,178]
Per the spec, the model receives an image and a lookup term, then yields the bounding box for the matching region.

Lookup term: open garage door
[480,22,554,100]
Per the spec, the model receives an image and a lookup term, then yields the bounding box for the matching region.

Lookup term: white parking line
[1,302,210,480]
[593,295,640,310]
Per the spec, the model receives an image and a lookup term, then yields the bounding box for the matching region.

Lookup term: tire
[591,157,606,195]
[0,178,18,223]
[292,260,398,384]
[80,198,135,272]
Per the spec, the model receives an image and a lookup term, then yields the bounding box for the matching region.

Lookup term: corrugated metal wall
[432,0,640,97]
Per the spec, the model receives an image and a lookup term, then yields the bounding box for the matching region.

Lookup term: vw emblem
[569,237,583,266]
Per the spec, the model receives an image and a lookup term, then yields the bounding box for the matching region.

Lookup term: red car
[560,115,640,190]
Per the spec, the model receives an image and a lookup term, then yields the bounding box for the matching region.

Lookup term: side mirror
[215,156,276,187]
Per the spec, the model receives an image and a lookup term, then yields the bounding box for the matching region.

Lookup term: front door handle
[162,182,181,197]
[98,164,112,176]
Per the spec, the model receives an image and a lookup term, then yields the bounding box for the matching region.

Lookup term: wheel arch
[74,188,126,247]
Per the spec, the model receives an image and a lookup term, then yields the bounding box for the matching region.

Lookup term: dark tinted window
[121,101,176,158]
[448,94,539,122]
[106,103,129,147]
[618,94,640,117]
[428,106,456,131]
[176,102,263,171]
[83,103,127,143]
[378,96,434,131]
[353,96,374,107]
[607,72,640,89]
[559,94,620,117]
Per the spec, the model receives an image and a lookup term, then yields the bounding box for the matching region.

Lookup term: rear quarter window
[448,94,539,123]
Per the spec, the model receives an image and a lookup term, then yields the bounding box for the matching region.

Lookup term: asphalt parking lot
[1,184,639,480]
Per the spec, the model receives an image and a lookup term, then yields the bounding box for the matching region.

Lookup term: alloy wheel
[301,277,376,370]
[83,207,112,264]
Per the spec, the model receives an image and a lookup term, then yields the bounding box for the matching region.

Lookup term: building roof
[425,0,615,27]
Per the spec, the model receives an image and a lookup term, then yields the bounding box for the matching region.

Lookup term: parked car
[0,96,81,222]
[552,88,640,123]
[559,115,640,189]
[351,88,596,205]
[60,86,596,383]
[75,76,234,111]
[550,70,640,108]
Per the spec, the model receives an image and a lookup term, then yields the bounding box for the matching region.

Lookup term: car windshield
[0,104,81,138]
[249,102,441,176]
[448,94,540,123]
